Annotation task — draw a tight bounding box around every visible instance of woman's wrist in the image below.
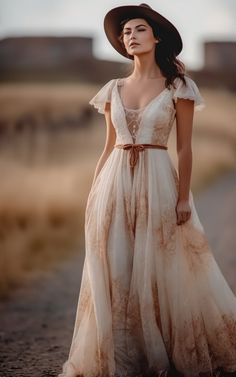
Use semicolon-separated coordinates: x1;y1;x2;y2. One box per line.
177;196;189;203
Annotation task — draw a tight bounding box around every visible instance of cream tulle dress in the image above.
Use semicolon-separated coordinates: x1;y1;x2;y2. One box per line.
58;76;236;377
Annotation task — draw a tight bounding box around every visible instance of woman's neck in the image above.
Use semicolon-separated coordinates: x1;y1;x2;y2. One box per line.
130;55;163;80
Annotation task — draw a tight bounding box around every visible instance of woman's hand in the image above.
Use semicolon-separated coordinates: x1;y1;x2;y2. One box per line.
175;199;191;225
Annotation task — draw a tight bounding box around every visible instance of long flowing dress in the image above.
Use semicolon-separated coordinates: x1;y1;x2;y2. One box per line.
58;76;236;377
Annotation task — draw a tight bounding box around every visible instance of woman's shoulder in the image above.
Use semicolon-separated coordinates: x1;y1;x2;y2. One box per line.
88;78;118;114
172;74;198;88
171;74;205;110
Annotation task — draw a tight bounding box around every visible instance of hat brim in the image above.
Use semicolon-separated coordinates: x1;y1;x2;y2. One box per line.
104;5;183;59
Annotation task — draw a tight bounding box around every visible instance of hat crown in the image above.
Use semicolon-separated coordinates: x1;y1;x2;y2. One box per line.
139;3;152;10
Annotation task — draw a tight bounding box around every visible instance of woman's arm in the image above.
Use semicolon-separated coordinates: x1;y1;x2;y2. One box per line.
91;102;116;186
175;98;194;225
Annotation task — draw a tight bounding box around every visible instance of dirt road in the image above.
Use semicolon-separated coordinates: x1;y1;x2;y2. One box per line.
0;170;236;377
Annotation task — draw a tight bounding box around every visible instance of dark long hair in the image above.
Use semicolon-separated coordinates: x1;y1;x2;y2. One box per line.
118;16;186;89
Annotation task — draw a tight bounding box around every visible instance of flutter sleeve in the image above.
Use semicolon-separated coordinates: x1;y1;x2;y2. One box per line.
89;79;116;114
173;76;205;111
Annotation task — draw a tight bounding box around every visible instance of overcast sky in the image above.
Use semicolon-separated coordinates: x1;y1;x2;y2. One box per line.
0;0;236;69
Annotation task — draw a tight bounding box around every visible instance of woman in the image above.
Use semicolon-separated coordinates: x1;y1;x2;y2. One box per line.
59;4;236;377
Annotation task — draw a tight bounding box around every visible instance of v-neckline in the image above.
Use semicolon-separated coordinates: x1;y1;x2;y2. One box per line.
115;78;169;143
116;77;168;113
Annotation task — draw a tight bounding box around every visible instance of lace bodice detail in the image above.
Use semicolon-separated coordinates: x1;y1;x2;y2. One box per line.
123;107;144;142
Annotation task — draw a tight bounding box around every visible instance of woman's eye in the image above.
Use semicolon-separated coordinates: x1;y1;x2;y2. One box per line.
123;28;146;35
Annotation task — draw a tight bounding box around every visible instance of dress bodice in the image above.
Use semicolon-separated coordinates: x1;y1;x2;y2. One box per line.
89;76;205;146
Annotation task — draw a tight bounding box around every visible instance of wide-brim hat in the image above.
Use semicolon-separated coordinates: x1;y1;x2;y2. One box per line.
104;3;183;59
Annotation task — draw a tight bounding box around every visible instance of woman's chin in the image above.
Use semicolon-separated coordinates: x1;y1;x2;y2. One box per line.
126;48;153;58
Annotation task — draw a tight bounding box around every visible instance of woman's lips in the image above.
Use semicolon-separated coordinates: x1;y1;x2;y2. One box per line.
129;43;140;47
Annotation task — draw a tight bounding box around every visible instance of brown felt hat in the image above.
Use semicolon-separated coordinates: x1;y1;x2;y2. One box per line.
104;3;183;59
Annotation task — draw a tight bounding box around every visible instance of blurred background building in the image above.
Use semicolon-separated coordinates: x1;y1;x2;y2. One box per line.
0;36;125;83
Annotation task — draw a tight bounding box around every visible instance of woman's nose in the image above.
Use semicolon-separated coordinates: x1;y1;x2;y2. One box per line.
130;30;137;39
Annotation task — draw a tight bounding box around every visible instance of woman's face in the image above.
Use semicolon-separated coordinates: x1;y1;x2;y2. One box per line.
121;18;157;58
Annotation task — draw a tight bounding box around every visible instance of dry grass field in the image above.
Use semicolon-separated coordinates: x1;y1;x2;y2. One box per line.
0;82;235;298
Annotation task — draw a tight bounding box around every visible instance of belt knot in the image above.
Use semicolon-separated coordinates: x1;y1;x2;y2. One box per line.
114;143;167;168
122;144;145;168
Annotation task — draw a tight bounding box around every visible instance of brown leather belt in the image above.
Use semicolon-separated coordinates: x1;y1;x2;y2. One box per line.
114;143;168;168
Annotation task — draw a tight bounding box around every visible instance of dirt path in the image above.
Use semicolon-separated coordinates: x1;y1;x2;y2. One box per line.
0;170;236;377
0;252;84;377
